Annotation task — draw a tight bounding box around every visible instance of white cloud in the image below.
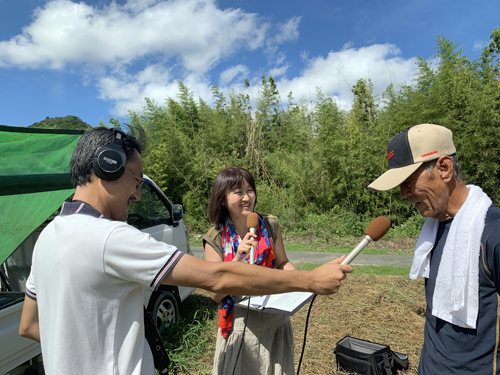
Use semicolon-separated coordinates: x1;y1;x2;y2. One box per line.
219;64;249;86
0;0;301;116
269;64;289;78
99;43;418;116
0;0;270;73
275;43;417;109
273;16;301;45
275;52;287;66
97;67;213;115
98;64;171;103
473;40;486;51
0;1;419;117
266;16;300;55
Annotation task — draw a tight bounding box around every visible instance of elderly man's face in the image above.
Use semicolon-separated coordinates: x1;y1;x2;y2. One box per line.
400;164;450;221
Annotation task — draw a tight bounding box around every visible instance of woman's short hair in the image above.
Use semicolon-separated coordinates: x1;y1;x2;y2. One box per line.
207;166;257;224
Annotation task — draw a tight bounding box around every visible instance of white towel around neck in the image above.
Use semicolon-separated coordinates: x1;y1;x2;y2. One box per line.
409;185;492;329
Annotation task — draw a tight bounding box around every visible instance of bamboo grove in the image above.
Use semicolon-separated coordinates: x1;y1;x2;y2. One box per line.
127;30;500;236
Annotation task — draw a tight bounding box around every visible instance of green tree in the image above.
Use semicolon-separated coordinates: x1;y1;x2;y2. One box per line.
124;28;500;233
28;115;92;130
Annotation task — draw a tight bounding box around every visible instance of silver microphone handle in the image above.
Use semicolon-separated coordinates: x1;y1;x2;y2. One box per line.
341;235;373;265
249;227;257;265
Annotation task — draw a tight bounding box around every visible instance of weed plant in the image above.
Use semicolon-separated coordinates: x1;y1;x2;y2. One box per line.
282;209;425;240
161;293;218;374
386;211;426;239
190;208;424;248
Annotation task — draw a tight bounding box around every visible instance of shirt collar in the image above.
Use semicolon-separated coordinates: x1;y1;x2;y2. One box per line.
59;200;105;219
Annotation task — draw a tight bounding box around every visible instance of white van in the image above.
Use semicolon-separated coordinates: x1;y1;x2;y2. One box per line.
0;174;194;374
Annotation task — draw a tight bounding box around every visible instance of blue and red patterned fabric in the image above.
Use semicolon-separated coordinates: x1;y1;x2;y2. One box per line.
218;213;276;337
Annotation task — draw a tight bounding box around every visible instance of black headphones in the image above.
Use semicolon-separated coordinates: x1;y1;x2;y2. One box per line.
93;129;127;181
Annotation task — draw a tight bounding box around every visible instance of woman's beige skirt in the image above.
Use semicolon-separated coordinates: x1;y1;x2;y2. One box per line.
212;305;295;375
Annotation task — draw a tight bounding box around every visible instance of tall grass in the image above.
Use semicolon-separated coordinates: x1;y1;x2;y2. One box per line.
162;294;218;374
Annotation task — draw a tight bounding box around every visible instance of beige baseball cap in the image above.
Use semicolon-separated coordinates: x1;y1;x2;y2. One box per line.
367;124;456;192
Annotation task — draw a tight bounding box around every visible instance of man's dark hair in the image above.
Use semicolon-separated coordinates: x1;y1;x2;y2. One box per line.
207;166;257;224
70;125;147;188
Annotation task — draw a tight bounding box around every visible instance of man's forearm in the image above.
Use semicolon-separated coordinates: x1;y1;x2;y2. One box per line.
214;263;310;295
19;296;40;342
19;324;40;342
164;254;351;296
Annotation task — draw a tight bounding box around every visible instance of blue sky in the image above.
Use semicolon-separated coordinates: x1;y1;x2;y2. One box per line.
0;0;498;127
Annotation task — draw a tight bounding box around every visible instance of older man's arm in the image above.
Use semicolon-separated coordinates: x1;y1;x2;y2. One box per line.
19;296;40;343
163;254;352;296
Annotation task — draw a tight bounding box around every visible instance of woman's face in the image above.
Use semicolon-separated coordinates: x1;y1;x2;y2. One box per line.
223;180;256;219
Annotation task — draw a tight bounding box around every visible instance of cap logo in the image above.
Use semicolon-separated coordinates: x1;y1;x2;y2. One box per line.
387;150;394;160
421;150;438;158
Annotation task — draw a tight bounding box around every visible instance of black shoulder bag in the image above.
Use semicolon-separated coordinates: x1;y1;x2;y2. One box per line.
144;307;171;374
334;336;408;375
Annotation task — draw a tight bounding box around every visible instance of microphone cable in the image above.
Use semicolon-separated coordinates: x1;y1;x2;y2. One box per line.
296;217;391;373
231;296;251;375
296;294;316;375
230;292;315;375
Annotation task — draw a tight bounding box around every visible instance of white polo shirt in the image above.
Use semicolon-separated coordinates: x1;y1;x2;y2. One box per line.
26;201;183;375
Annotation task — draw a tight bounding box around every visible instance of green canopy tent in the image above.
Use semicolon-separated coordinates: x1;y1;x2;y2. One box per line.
0;125;83;265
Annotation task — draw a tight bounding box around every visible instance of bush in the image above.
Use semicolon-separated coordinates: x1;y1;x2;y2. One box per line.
387;211;426;238
281;209;371;238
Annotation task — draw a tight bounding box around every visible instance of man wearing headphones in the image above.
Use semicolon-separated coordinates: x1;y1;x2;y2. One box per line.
19;127;352;375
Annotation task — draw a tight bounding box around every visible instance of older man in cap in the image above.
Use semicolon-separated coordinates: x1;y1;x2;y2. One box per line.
368;124;500;375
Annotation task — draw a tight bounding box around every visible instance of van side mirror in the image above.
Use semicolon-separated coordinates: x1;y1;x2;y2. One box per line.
172;204;184;223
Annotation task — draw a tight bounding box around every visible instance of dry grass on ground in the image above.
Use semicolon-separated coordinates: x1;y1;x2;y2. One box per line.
185;274;426;374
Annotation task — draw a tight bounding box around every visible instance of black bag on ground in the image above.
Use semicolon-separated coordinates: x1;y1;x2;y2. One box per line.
334;336;409;375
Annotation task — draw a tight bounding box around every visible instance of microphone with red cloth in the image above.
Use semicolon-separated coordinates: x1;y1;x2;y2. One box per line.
341;216;391;265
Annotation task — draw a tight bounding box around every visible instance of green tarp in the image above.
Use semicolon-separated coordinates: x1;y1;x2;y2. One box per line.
0;125;83;265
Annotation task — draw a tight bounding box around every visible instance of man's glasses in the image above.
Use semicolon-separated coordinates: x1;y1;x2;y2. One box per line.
125;167;144;189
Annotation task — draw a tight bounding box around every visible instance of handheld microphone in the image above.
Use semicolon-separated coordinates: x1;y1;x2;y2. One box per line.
340;216;391;265
247;212;259;265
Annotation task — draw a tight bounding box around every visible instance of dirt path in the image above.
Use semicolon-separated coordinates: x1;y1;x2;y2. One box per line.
190;247;414;267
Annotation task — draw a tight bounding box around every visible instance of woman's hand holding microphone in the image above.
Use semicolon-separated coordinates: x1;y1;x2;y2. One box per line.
232;232;257;262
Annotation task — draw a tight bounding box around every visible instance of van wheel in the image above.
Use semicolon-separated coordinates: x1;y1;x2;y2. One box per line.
151;291;179;337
